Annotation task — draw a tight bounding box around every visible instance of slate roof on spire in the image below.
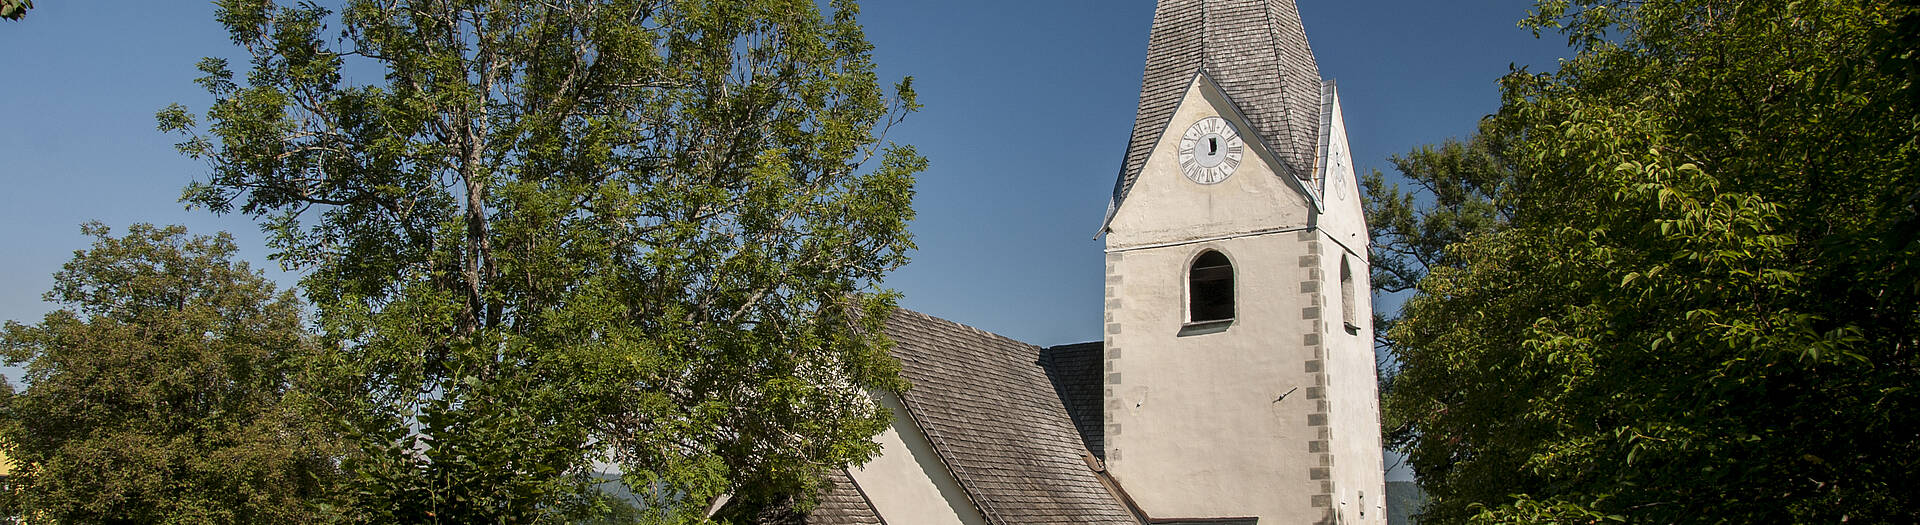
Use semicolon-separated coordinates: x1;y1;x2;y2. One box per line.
1105;0;1323;231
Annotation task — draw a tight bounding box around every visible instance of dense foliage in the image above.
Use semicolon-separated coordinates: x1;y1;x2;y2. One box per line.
1372;0;1919;522
0;223;345;524
157;0;922;521
0;0;29;21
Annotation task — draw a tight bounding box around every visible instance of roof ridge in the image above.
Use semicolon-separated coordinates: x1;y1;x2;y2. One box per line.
1200;0;1210;67
1046;341;1104;351
1261;0;1295;167
892;307;1044;351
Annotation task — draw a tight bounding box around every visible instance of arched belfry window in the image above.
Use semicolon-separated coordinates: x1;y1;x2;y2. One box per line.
1341;256;1358;331
1189;250;1235;323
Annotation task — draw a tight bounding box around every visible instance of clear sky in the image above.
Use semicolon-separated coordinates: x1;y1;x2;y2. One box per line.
0;0;1569;478
859;0;1570;345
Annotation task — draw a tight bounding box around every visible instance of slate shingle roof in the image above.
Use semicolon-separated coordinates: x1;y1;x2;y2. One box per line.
1040;341;1107;462
1105;0;1323;231
740;469;881;525
806;470;884;525
882;310;1137;525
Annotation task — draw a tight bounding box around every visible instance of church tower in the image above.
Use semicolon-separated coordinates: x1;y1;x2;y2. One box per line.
1098;1;1384;523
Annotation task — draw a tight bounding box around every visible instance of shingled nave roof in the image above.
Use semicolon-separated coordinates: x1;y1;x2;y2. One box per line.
1104;0;1323;232
880;310;1138;524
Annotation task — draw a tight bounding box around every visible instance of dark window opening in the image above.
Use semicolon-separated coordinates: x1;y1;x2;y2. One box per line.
1190;250;1234;323
1341;256;1358;331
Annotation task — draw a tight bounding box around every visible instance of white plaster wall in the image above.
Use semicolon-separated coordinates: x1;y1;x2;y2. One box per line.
1314;96;1386;524
1103;73;1386;524
1313;90;1370;255
1321;243;1386;525
1103;77;1321;519
1105;234;1322;521
847;392;988;525
1108;75;1312;250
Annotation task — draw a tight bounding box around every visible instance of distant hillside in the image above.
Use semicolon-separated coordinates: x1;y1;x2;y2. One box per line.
1387;481;1425;525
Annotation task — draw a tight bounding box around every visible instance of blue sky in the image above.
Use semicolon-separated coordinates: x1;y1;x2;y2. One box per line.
859;0;1569;345
0;1;1568;477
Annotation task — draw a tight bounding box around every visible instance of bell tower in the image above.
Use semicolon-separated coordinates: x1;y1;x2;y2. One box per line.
1097;1;1384;523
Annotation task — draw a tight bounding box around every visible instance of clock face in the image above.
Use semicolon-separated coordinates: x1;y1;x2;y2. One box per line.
1178;116;1244;184
1329;142;1349;200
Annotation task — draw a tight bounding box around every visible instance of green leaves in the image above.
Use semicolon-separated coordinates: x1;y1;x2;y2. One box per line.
158;0;922;521
0;223;347;524
1379;0;1920;522
0;0;30;21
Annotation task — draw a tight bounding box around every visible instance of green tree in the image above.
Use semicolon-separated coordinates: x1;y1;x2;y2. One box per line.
158;0;922;521
1363;135;1511;298
0;223;346;524
1375;0;1920;523
1362;133;1514;354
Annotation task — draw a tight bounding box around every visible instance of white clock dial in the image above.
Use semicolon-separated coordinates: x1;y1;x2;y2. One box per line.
1178;116;1244;185
1330;143;1349;200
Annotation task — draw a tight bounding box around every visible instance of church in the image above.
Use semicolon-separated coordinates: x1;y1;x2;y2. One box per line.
764;0;1383;523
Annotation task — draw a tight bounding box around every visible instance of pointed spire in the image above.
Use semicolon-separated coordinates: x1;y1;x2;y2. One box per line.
1104;0;1323;232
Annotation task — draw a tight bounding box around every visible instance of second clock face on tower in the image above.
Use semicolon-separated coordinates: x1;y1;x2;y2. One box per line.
1178;116;1245;185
